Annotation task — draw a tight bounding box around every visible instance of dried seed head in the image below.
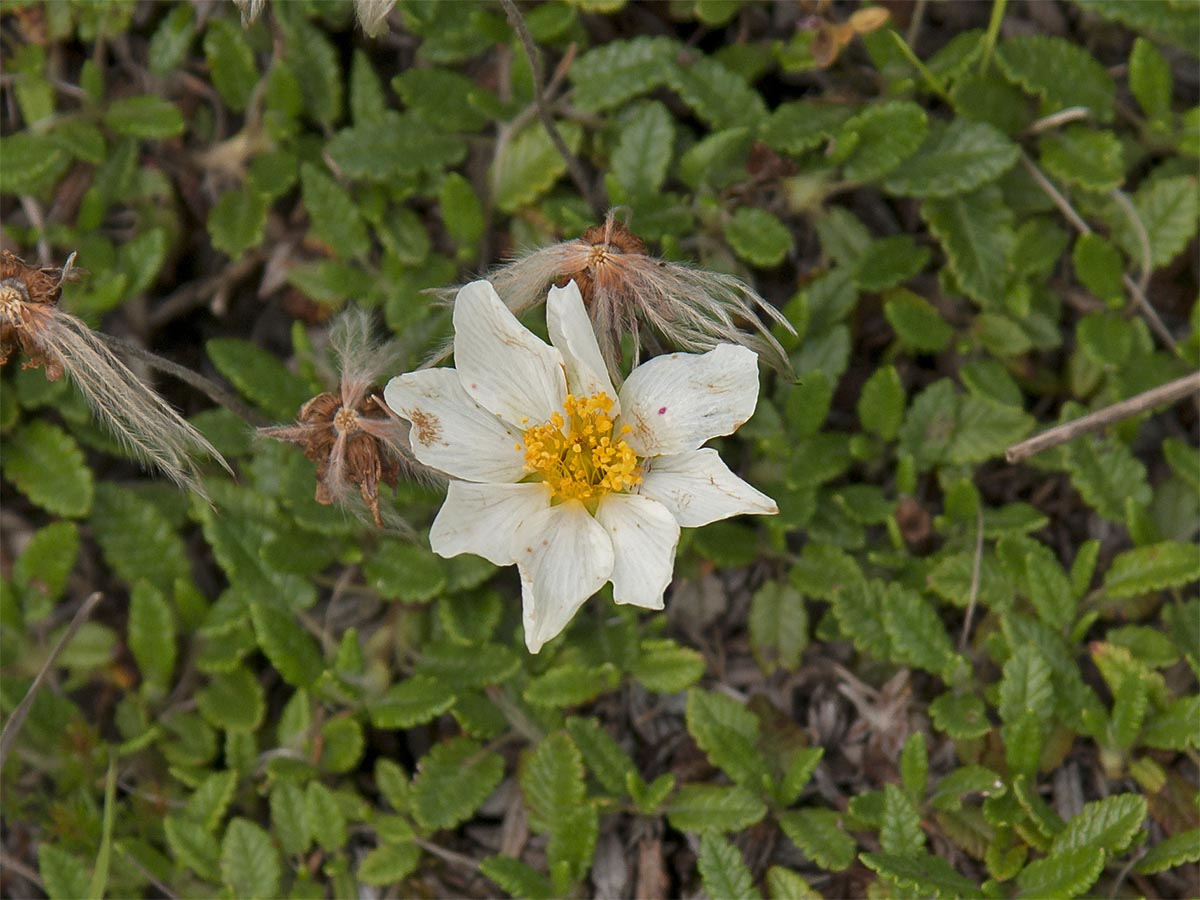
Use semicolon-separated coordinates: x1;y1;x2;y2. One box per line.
260;308;437;529
0;251;230;494
436;212;796;381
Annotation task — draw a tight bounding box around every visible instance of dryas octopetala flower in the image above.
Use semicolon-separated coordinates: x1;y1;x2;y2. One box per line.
260;308;433;529
385;279;778;653
0;251;230;494
434;214;796;382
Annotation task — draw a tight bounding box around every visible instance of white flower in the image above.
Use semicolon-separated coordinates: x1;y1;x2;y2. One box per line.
384;280;778;653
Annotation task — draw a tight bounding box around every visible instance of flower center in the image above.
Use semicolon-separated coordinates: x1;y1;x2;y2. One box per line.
520;392;642;503
332;406;360;435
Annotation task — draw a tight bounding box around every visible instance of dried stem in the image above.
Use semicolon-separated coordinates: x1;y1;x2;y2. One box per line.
1005;371;1200;464
0;592;104;771
498;0;605;218
959;506;985;652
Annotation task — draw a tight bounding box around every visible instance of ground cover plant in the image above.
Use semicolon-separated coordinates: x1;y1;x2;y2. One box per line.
1;0;1198;897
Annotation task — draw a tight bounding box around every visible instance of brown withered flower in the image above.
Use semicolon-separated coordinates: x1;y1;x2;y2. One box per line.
435;212;796;381
0;251;230;494
260;308;433;528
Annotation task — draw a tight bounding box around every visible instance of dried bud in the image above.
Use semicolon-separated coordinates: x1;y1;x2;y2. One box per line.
436;212;796;381
0;251;230;494
260;308;435;528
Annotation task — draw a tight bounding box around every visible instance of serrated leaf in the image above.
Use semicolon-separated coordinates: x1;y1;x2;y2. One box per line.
840;101;928;183
766;866;821;900
208;188;268;259
860;851;985;899
524;663;619;708
857;364;905;441
278;7;341;126
699;833;762;900
829;579;889;658
197;667;264;734
612;101;674;198
249;601;324;688
667;784;767;834
778;809;857;871
760;102;852;156
393;67;494;133
883;120;1019;198
1140;694;1200;750
415;641;520;689
411;737;505;831
13;521;79;607
128;582;176;692
666;55;766;130
326;111;466;180
855;235;931;292
900;732;928;801
270;781;311;857
1134;828;1200;875
930;766;1005;811
1072;233;1125;301
563;717;634;797
1054;794;1148;856
1112;175;1199;269
922;184;1014;305
206;337;312;420
185;769;237;832
364;538;447;602
105;96;185;138
203;19;257;113
147;5;197;77
724;207;793;268
1129;37;1172;121
90;484;189;592
220;818;281;900
686;690;772;792
299;163;369;259
883;289;953;352
570;36;681;112
305;781;348;852
38;844;90;900
522;732;586;834
880;783;925;855
882;584;957;676
631;638;705;693
369;675;456;728
996;35;1115;122
493;121;582;213
1066;435;1151;523
358;841;421;886
1013;846;1104;899
3;421;93;517
1040;127;1124;192
749;581;809;673
439;172;485;251
1024;543;1075;631
479;854;556;900
164;816;220;882
998;645;1054;724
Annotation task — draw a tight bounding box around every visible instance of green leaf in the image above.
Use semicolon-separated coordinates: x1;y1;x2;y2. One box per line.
128;582;176;692
1052;792;1146;856
667;784;767;834
3;421;94;517
147;5;197;77
203;19;257;113
326;111;466;181
998;645;1054;724
1112;175;1199;269
860;851;985;899
749;581;809;673
364;538;447;602
208;188;268;259
197;667;265;733
778;809;857;871
766;866;820;900
105;96;185;138
185;769;237;832
1024;543;1075;631
277;7;341;125
164;816;220;882
630;638;705;693
839;101;928;183
666;55;766;130
91;484;189;592
724;207;793;268
1129;38;1172;121
249;601;324;688
521;731;586;833
415;641;520;689
411;737;505;831
479;855;556;900
0;132;69;196
883;289;953;352
1105;541;1200;598
880;783;925;855
305;781;348;853
922;184;1014;305
358;842;421;886
857;364;905;441
270;781;311;857
1141;694;1200;750
760;102;852;156
900;732;928;801
1040;127;1124;192
996;35;1115;122
699;833;762;900
686;689;772;792
369;675;457;729
13;521;79;607
1134;828;1200;875
612;101;674;198
493;121;582;213
882;585;957;676
39;845;90;900
299;163;369;259
565;716;635;797
883;120;1019;198
570;36;681;112
439;172;485;251
1013;846;1104;899
220;818;281;900
1066;435;1151;523
1072;234;1125;301
929;691;991;740
524;663;620;708
393;67;494;133
854;235;931;292
929;766;1005;812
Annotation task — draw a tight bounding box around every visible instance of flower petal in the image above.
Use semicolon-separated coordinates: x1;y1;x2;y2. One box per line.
453;280;567;426
430;481;552;565
640;448;779;527
595;493;679;610
384;368;527;483
617;344;760;457
547;280;617;407
514;500;614;653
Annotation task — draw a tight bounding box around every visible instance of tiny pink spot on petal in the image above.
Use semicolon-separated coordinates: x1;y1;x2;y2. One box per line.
657;406;667;415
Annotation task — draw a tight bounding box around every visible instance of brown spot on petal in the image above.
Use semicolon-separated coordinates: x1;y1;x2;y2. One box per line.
409;409;442;446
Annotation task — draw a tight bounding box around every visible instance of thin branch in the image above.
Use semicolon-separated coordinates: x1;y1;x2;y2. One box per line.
499;0;605;218
959;507;985;652
1025;106;1092;134
0;592;104;771
1109;188;1152;297
1006;371;1200;464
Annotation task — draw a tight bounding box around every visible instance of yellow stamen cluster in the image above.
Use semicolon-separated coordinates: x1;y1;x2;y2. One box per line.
519;392;642;503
